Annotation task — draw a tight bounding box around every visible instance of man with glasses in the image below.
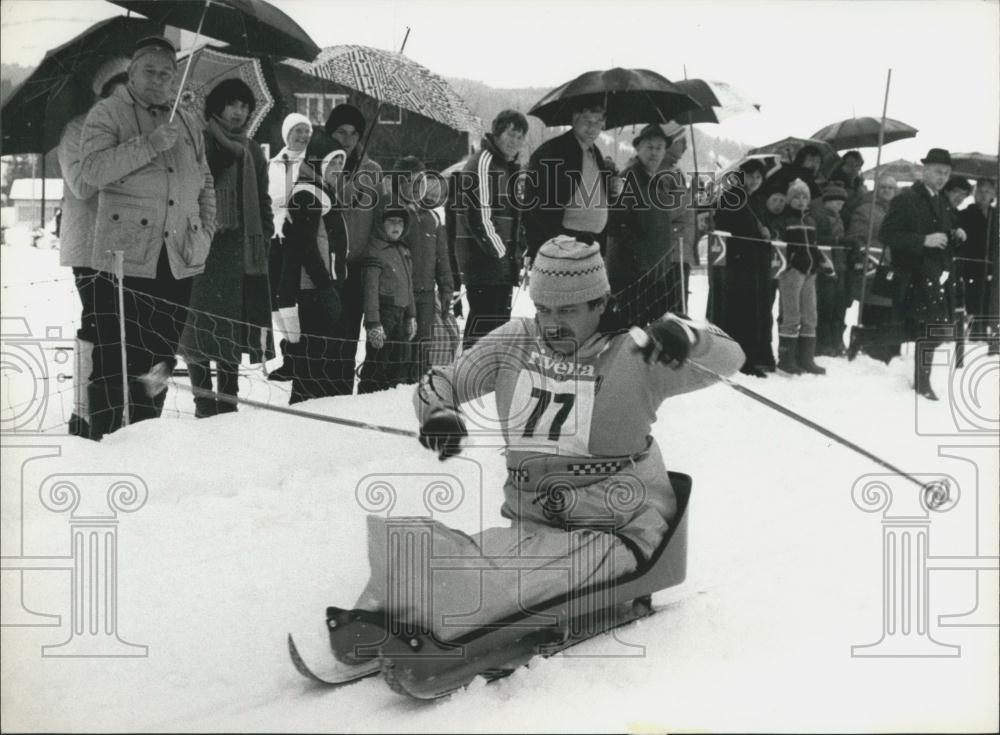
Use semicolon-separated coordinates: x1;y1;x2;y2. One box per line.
525;102;614;267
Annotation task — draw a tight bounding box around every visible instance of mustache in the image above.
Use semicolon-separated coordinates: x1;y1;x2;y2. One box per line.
541;325;573;340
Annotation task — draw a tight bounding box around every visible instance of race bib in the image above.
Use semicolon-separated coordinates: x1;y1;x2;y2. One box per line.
507;366;596;455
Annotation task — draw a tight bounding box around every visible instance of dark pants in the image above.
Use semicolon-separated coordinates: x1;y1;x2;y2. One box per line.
73;267;99;343
290;286;347;404
330;263;365;395
88;248;192;439
187;360;239;411
816;270;849;353
463;285;513;350
267;235;283;311
721;261;773;371
408;299;437;382
358;305;409;394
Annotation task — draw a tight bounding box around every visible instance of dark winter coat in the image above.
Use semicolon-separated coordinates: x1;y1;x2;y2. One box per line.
342;156;383;265
714;183;770;273
660;166;698;265
363;223;415;328
454;134;523;287
524;129;613;257
407;206;454;305
879;181;955;330
956;202;998;315
713;185;773;367
811;200;848;271
277;178;348;309
605;159;673;293
773;206;825;275
178;136;275;365
827;162;865;227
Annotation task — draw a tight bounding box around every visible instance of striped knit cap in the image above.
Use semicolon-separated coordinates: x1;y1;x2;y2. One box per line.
529;235;610;306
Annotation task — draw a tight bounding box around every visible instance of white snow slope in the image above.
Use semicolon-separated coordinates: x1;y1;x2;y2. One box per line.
1;245;998;732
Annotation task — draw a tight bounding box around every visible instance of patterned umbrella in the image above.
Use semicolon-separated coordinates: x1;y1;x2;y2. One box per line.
949;152;998;181
810;117;917;150
288;45;481;134
173;46;275;137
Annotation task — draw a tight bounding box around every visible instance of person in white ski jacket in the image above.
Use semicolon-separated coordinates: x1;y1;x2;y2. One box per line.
349;236;744;640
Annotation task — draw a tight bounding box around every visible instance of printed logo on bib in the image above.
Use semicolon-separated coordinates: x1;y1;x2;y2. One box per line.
508;365;595;455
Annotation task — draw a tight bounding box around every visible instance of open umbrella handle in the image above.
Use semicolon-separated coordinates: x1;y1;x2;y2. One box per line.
170;0;211;122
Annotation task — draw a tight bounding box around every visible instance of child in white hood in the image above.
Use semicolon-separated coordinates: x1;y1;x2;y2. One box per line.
267;112;313;381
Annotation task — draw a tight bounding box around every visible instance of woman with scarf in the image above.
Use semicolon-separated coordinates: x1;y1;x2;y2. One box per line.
178;78;274;417
266;112;313;381
279;138;350;404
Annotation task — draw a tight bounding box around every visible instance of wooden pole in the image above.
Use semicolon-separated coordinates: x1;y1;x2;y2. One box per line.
113;251;130;428
683;66;700;270
856;68;892;326
40;154;46;230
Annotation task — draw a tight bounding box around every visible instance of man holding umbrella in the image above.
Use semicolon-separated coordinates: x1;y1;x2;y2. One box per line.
525;101;614;261
81;35;216;438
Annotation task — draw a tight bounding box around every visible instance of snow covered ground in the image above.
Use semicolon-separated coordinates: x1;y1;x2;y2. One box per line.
1;242;997;732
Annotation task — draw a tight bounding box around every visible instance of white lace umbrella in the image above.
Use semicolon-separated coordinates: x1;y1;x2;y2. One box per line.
173;46;275;137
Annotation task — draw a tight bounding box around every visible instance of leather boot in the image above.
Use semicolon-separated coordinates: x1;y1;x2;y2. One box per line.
87;380;126;440
797;336;827;375
777;336;802;375
914;341;939;400
268;339;299;381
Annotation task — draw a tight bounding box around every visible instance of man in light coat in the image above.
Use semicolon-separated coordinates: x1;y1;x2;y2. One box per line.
80;35;216;438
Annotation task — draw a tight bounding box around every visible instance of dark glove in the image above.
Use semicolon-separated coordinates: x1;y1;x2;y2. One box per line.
634;314;697;367
419;408;467;460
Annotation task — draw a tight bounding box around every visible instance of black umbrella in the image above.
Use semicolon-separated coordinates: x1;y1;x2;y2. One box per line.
1;16;160;155
950;152;998;181
671;78;761;125
529;68;702;129
810;116;917;150
108;0;320;62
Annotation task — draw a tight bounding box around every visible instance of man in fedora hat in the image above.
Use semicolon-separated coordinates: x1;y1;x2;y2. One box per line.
605;123;674;327
879;148;957;400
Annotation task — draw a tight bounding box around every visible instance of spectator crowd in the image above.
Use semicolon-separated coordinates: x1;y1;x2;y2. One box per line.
54;35;998;438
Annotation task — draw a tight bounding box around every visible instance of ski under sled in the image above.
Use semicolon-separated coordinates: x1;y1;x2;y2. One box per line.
291;472;691;699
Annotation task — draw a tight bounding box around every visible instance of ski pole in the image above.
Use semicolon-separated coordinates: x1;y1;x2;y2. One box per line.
686;359;951;508
169;379;418;438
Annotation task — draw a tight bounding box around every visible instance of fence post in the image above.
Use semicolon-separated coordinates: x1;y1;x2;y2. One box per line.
112;251;129;427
